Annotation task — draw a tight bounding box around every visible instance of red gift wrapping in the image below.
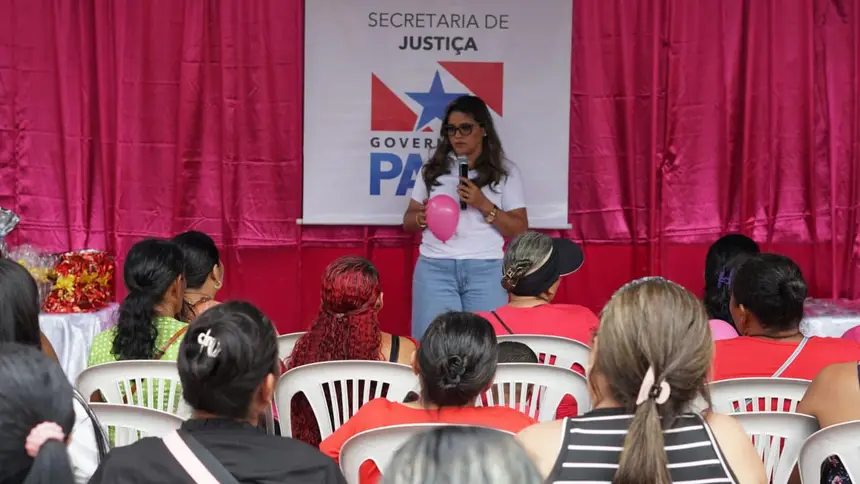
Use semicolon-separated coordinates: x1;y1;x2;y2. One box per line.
43;251;115;313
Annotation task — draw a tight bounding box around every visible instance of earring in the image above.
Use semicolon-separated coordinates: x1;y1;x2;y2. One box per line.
213;280;222;290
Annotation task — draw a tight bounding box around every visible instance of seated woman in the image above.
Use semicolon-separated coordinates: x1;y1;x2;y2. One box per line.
516;277;766;483
703;233;760;328
385;426;543;484
712;254;860;380
476;232;598;342
171;230;223;322
0;343;78;484
88;238;187;366
796;361;860;482
0;259;106;483
288;256;417;446
88;301;346;483
0;259;60;362
320;311;536;484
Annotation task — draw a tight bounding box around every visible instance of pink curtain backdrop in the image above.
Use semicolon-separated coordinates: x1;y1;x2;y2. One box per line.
1;0;859;335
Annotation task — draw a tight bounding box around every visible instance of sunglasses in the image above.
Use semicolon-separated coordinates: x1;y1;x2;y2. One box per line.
442;122;482;137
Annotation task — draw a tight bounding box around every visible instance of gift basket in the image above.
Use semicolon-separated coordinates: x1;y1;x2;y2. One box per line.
1;207;115;313
44;250;115;313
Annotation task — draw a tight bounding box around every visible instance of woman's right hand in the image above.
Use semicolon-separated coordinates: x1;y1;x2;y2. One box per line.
403;199;428;232
415;200;427;227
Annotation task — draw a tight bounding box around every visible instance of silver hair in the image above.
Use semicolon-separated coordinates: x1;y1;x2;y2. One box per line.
501;232;554;292
383;426;543;484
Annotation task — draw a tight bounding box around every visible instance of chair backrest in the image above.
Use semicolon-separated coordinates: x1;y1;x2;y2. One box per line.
76;361;192;419
708;377;811;413
799;420;860;483
277;332;306;363
496;334;590;370
476;363;591;421
89;403;184;447
339;424;514;484
731;412;818;484
275;360;419;439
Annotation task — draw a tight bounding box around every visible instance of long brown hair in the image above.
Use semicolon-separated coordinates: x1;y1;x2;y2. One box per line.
591;277;713;484
422;95;507;193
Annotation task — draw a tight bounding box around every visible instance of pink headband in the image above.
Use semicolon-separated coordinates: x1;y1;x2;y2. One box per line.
25;422;65;458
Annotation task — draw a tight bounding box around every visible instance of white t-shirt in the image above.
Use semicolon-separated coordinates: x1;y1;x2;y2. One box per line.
411;159;526;260
69;397;99;483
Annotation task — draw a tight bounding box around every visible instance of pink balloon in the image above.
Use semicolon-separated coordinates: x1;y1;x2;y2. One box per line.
425;195;460;243
709;319;739;341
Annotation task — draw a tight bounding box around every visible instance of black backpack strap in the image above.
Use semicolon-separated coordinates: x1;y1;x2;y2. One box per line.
491;311;514;334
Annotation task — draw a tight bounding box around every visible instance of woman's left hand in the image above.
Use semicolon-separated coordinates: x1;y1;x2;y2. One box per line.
458;177;491;212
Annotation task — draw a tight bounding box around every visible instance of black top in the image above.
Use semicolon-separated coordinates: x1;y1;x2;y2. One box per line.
547;407;737;483
88;418;347;484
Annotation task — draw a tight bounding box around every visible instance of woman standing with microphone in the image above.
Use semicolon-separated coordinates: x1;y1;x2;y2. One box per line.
403;95;528;338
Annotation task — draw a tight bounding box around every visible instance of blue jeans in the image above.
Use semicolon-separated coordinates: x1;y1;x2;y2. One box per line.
411;256;507;339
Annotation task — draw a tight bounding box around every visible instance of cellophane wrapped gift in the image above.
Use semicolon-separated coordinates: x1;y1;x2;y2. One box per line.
44;250;115;313
0;207;21;258
7;245;57;308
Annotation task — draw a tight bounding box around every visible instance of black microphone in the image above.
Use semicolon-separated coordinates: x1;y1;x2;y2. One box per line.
457;155;468;210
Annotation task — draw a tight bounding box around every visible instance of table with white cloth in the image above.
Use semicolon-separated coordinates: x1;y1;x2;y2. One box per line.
800;298;860;338
39;304;118;384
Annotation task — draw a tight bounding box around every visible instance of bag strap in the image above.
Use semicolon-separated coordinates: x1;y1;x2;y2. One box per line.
162;430;241;484
491;311;515;335
771;337;809;377
389;335;401;362
154;326;189;360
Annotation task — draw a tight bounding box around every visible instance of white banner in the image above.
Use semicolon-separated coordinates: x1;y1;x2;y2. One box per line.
302;0;572;228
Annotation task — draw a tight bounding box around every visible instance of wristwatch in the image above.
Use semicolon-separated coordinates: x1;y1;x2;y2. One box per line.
485;205;498;224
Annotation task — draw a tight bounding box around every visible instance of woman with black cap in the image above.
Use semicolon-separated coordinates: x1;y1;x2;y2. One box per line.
476;232;598;344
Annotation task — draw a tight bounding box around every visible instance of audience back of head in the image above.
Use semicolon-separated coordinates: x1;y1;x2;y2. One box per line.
385;426;542;484
290;256;383;366
0;343;75;484
417;312;498;407
0;259;41;347
592;277;712;484
171;231;220;290
113;238;185;360
501;232;554;292
179;301;279;422
497;341;538;364
730;253;807;334
703;234;760;324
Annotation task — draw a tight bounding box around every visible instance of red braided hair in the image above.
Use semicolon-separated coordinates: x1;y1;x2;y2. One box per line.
287;256;383;446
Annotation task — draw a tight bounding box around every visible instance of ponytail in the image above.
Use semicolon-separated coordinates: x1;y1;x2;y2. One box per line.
23;438;74;484
614;398;671;484
112;291;159;360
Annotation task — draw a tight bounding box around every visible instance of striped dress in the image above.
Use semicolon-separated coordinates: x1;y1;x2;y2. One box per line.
547;407;737;483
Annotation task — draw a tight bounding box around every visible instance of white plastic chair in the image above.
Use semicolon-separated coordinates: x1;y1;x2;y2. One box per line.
732;412;818;484
339;424;514;484
88;403;184;447
799;420;860;483
496;334;590;370
278;332;306;363
708;377;811;413
275;361;419;439
476;363;591;421
76;361;192;419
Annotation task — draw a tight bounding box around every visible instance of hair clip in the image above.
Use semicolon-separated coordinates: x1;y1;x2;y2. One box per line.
717;268;734;289
197;329;221;358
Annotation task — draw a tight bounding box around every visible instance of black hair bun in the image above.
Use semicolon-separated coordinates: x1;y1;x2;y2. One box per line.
780;278;808;302
442;355;466;387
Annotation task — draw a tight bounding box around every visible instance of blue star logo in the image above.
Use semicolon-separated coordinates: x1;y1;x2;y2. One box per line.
406;71;467;131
